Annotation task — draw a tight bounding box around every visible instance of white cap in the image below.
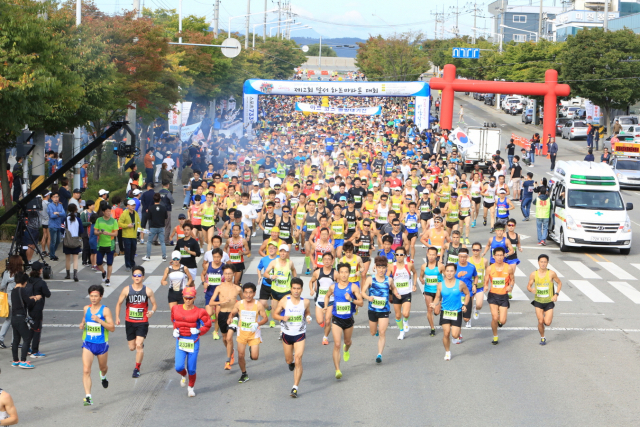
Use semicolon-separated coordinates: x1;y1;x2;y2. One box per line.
498;189;507;194
314;185;321;190
127;199;136;205
279;244;290;252
252;181;259;186
319;179;324;183
166;151;172;155
383;187;390;193
258;173;265;178
373;182;380;187
393;187;401;191
422;188;429;193
171;250;182;259
132;189;142;195
98;189;109;196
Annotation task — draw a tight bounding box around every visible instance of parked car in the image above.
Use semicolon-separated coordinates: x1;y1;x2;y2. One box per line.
484;93;495;105
565;107;582;119
612;115;639;126
503;98;520;113
561;120;588;140
575;108;587;120
522;108;533;124
556;117;571;135
619;125;640;138
511;99;527;115
611;157;640;189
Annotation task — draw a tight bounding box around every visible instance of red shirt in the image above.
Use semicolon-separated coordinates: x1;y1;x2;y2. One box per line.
171;304;212;341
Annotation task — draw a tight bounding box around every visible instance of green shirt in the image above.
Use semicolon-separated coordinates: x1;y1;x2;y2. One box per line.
95;217;118;249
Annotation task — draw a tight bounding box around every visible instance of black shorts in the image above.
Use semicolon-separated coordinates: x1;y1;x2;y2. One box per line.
439;202;447;208
316;300;334;309
259;284;272;300
531;301;555;311
282;333;306;345
459;215;469;221
423;291;436;299
271;289;291;301
42;225;49;229
472;197;481;204
202;225;212;232
376;223;385;231
487;292;510;308
168;289;184;304
391;293;412;305
192;224;202;231
230;262;245;273
463;296;473;320
359;255;370;264
495;217;509;226
445;221;459;229
439;310;463;327
218;311;238;334
331;315;354;330
367;310;390;322
483;201;495;209
407;232;418;241
125;321;149;341
345;231;356;240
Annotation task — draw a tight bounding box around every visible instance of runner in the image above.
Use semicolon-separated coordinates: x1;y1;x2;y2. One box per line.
340;241;363;290
228;283;268;384
429;263;470;361
391;247;417;340
309;253;336;345
208;266;242;370
257;241;279;329
174;221;201;279
469;173;483;227
323;263;364;379
264;245;298;339
272;278;311;397
458;184;472;244
114;266;158;378
0;378;18;425
442;192;460;233
225;224;251;285
331;205;347;258
419;247;444;337
401;201;420;261
526;254;563;345
454;248;478;329
480;177;497;229
202;248;225;340
171;287;212;397
354;219;375;278
468;242;489;320
481;224;515;264
95;206;118;286
442;230;466;265
310;228;335;272
420;216;450;258
485;247;515;345
494;189;515;232
161;251;194;309
80;285;115;406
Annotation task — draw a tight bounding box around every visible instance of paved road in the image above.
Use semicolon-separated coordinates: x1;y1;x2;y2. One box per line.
4;99;640;426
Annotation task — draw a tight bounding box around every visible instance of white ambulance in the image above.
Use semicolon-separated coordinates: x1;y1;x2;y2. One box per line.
549;161;633;254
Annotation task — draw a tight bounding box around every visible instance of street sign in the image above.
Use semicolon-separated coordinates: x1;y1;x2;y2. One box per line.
221;37;242;58
452;47;480;59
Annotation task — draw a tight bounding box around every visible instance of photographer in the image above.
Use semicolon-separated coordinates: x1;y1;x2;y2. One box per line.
27;262;51;359
11;271;40;368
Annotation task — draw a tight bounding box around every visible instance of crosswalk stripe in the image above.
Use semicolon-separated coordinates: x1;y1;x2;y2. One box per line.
139;259;164;276
515;267;526;277
557;291;572;301
608;281;640;304
86;275;129;299
564;261;601;279
527;259;564;277
629;264;640;274
511;284;529;301
63;256;126;275
570;280;613;303
598;263;636;280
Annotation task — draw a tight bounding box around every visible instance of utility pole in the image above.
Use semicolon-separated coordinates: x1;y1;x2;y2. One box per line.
538;0;543;41
263;0;267;41
177;0;182;43
466;2;484;45
450;1;461;37
604;0;609;31
213;0;219;37
128;0;138;157
277;0;281;37
499;0;505;52
319;34;322;70
72;0;84;190
245;0;250;49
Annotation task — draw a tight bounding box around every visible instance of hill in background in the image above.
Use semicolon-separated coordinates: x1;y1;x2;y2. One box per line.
291;37;365;58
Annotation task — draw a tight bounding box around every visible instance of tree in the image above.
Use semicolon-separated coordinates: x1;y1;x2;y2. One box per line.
306;44;337;57
356;31;431;81
560;28;640;132
258;38;308;80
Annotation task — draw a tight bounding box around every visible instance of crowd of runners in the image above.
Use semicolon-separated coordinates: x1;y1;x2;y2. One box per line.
3;94;564;413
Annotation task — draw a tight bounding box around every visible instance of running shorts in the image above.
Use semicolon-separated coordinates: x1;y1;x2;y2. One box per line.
125;321;149;341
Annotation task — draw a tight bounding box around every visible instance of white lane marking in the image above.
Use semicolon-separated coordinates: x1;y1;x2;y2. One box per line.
557;291;572;301
631;220;640;227
564;261;602;279
521;246;559;251
515;267;526;277
50;289;76;292
570;280;614;303
527;259;564;277
511;284;529;301
85;275;129;299
608;281;640;304
598;262;636;280
629;263;640;274
139;259;165;277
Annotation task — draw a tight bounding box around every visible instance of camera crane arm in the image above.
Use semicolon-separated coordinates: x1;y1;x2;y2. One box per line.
0;120;137;226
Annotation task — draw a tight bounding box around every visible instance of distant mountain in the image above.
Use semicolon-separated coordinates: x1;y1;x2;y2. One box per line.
291;37;366;58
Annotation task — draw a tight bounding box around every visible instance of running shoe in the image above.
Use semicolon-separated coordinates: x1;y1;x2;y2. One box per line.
269;320;276;328
19;361;35;369
444;352;451;361
319;322;325;328
335;370;342;380
508;292;513;300
490;227;494;233
541;241;546;246
84;396;93;406
305;269;311;276
238;373;250;383
375;329;379;337
376;354;382;364
471;220;476;228
187;387;196;397
11;361;19;367
132;368;140;378
230;351;235;366
30;352;46;358
465;237;471;245
181;376;187;387
538;241;544;245
473;311;479;320
162;256;167;262
104;279;110;286
343;345;350;362
483;218;487;226
100;375;109;388
465;321;471;328
397;331;405;340
224;362;231;370
430;328;435;337
540;338;547;346
142;256;151;261
322;337;329;345
492;336;499;345
290;387;298;398
288;363;295;372
213;331;220;340
403;321;410;333
0;341;6;349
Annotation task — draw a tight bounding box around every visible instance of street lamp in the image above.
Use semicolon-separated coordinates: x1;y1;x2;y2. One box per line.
228;7;279;40
254;19;293;48
288;26;310;39
284;24;309;39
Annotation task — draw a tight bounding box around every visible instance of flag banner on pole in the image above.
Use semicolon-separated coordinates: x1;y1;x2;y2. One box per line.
449;127;476;151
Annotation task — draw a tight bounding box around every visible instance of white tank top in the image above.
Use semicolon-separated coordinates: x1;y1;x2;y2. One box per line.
250;190;263;209
167;266;188;292
470;181;482;198
393;264;412;296
376;205;389;224
317;268;335;303
484;185;496;202
281;296;306;335
460;195;472;209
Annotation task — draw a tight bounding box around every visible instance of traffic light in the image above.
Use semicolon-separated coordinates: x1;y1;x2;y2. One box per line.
15;130;34;157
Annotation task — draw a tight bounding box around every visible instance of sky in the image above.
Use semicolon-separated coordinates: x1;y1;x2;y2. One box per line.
87;0;534;40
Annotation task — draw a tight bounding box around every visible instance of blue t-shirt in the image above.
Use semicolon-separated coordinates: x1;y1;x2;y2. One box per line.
522;179;534;199
455;262;477;292
258;255;279;287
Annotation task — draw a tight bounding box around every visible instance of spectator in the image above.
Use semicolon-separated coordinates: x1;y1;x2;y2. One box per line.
601;148;611;163
39;192;51;257
68;188;83;213
158;180;175;246
594;125;601;150
528;134;539;166
4;163;13;207
12;157;24;202
80;161;89;190
118;199;141;272
27;262;51;359
111;196;124;256
533;186;551;246
613;119;622;135
80;199;95;266
11;271;39;368
47;193;64;261
144;148;155;185
521;172;535;221
143;193;168;261
506;138;516;169
510;155;522;201
163;151;175;172
584;148;595;162
547;136;558;171
58;178;72;212
160;163;174;193
63;204;83;282
0;255;23;349
140;181;156;234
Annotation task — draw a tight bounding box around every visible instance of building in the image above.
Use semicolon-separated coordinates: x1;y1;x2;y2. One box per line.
555;1;620;41
488;0;563;43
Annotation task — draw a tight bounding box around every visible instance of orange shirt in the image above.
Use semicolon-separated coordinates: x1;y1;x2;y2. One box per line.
144;153;155;169
487;264;510;295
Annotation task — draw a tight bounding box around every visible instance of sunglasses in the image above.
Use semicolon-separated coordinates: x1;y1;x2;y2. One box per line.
395;253;405;257
472;249;480;252
172;257;181;261
132;274;143;278
184;297;195;300
282;210;290;213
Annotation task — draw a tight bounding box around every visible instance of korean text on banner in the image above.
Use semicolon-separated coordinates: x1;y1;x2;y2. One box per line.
181;102;192;126
244;94;258;124
180;121;202;143
168;104;182;135
295;103;381;115
414;96;430;131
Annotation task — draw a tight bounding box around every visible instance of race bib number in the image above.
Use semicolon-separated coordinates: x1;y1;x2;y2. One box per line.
178;338;195;353
461;208;470;216
443;310;458;320
128;307;144;320
264;227;272;235
306;223;317;231
86;321;101;337
332;225;342;234
354;195;362;203
492;277;506;289
536;285;550;298
359;242;370;252
288;314;303;324
378;215;387;222
447;254;459;264
472;191;480;197
449;211;459;220
347;221;356;229
230;253;241;263
406;221;417;229
498;208;507;216
396;280;409;290
319;288;328;296
180;248;190;258
336;302;351;315
208;274;221;285
372;296;386;308
203;214;213;222
425;275;439;286
420;205;430;212
279;229;290;239
240;310;257;331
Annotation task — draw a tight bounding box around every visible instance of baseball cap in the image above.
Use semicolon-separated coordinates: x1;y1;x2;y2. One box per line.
498;189;507;194
279;244;290;252
171;250;182;259
73;188;81;193
271;168;277;173
271;226;280;233
373;182;380;187
253;181;259;186
182;287;197;298
383;187;390;193
314;185;321;190
127;199;136;206
178;213;186;219
340;196;347;201
31;261;44;270
98;189;109;196
132;189;141;195
258;173;265;178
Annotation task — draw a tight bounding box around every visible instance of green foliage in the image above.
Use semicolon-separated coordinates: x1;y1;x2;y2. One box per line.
306;44;337;57
356;31;431;81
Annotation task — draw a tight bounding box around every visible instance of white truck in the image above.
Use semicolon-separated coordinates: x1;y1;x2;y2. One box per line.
462;127;501;172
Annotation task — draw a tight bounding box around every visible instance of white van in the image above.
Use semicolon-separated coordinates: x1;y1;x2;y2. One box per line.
548;161;633;254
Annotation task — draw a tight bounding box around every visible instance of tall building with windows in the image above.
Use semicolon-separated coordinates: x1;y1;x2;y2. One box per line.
488;0;563;43
555;1;620;41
